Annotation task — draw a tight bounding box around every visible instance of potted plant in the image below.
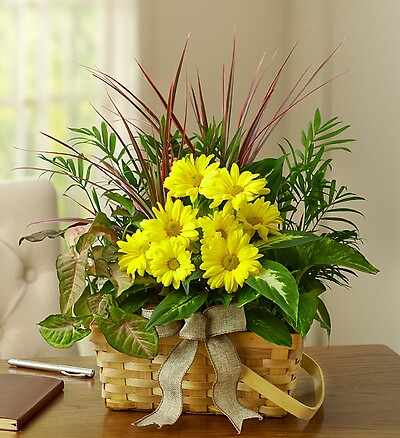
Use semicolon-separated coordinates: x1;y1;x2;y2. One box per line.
21;39;378;431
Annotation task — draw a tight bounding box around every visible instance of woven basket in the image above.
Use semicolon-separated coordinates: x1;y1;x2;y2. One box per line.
90;324;303;418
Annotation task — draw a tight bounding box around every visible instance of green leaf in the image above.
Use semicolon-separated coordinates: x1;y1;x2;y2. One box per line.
314;108;321;131
87;294;111;318
119;290;151;313
38;314;91;348
237;284;260;306
94;308;158;359
87;212;119;244
101;121;108;148
73;286;91;316
146;289;208;329
182;269;203;295
297;236;379;274
298;276;326;295
245;259;299;321
245;307;292;347
314;125;351;142
57;249;88;314
209;292;233;308
105;192;136;216
286;292;318;337
110;132;117;155
315;296;331;337
107;262;135;296
242;156;284;202
76;231;97;253
19;229;65;245
259;230;319;251
117;278;158;299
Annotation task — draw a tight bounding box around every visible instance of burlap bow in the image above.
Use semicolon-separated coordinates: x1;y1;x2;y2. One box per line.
135;304;262;433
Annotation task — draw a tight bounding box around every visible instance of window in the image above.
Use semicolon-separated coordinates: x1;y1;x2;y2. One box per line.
0;0;139;206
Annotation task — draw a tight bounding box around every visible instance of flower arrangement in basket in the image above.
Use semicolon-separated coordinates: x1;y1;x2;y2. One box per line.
21;39;378;432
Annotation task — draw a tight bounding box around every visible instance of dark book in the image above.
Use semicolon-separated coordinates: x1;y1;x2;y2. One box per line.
0;374;64;431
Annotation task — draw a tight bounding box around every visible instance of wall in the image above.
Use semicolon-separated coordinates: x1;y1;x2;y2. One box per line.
136;0;289;145
284;1;400;353
135;1;399;353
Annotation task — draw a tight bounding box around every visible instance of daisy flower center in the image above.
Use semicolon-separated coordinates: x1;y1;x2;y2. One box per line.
217;228;228;239
222;254;239;271
166;220;182;237
191;173;203;186
138;243;149;252
167;257;180;270
247;215;262;226
227;185;244;196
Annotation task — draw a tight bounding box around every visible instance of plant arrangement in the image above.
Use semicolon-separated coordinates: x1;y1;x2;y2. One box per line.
22;39;378;360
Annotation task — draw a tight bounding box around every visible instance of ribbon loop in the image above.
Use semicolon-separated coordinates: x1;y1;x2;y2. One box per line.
136;304;261;432
204;303;247;337
180;313;207;341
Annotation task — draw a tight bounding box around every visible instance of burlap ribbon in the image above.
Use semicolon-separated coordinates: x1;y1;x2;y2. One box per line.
135;304;262;433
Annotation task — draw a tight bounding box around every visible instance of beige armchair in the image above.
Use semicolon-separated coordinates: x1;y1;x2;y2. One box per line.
0;177;78;358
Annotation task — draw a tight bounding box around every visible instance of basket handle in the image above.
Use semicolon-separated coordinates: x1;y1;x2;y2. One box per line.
240;353;325;420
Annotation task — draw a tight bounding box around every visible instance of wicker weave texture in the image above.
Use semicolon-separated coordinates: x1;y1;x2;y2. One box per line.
90;325;303;417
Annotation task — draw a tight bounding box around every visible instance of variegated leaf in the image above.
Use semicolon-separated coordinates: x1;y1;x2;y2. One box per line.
57;249;88;314
245;259;299;321
38;314;91;348
95;308;158;359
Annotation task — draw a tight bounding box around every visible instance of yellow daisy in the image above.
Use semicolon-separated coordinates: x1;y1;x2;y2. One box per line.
148;239;195;289
164;154;220;202
141;196;199;247
198;210;239;247
200;230;262;293
117;230;151;280
236;198;282;241
201;163;270;210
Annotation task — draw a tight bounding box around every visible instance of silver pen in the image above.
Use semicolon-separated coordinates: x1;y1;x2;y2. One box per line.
8;358;95;378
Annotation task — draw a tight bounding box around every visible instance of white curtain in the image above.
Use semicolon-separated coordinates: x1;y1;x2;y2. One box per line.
0;0;140;180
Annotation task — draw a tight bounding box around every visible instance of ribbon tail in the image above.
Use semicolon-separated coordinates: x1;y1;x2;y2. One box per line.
207;335;262;433
135;339;198;428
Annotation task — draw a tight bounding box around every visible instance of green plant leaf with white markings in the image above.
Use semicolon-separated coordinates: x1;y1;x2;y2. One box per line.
237;284;260;307
107;262;136;296
295;236;378;275
94;307;158;359
87;294;111;318
245;259;299;321
38;314;92;348
57;249;88;314
258;230;319;251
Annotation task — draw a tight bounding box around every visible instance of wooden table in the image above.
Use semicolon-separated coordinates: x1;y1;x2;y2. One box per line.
0;345;399;437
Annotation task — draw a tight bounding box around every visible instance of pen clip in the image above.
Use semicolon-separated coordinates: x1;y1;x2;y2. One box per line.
60;370;88;378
